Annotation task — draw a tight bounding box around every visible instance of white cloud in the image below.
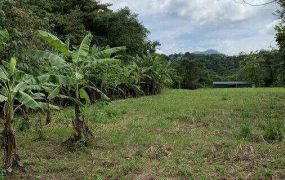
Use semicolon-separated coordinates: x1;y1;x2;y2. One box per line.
260;19;281;35
100;0;279;55
216;36;277;55
149;0;254;24
102;0;270;24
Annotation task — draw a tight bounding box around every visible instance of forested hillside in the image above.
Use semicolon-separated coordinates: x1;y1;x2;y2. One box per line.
169;50;285;89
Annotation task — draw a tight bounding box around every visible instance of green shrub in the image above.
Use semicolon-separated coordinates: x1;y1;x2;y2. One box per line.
264;120;284;141
239;123;253;139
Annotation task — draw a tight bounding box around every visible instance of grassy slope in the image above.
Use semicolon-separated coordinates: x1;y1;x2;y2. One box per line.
4;88;285;179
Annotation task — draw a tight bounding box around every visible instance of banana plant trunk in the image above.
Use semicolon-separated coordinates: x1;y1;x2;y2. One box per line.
3;99;23;173
71;104;94;142
45;102;52;125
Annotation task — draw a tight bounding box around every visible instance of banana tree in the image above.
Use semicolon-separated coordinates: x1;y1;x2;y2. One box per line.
0;57;44;173
34;30;120;142
133;54;174;95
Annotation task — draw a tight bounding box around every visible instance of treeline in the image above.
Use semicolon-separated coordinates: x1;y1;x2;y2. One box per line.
169;50;285;89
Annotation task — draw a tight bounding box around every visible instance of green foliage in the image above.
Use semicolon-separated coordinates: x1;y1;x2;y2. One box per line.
88;53;174;98
239;51;284;87
172;58;209;89
170;54;222;89
90;7;155;56
34;31;93;107
239;53;270;87
0;29;9;52
0;56;55;172
34;31;130;105
79;88;91;105
0;0;50;60
276;25;285;53
263;120;284;141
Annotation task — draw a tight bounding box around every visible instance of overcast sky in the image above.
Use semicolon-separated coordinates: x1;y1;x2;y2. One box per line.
100;0;280;55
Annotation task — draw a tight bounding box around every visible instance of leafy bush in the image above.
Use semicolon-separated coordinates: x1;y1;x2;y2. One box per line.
263;120;284;141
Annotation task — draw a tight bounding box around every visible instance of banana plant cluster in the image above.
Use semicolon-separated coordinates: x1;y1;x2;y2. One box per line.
0;28;124;173
0;28;174;173
133;54;174;95
90;53;175;98
0;57;57;172
31;30;125;142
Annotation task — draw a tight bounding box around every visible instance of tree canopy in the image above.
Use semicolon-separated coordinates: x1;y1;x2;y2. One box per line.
0;0;158;60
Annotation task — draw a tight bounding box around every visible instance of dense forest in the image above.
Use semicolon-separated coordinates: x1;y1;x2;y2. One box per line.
0;0;284;175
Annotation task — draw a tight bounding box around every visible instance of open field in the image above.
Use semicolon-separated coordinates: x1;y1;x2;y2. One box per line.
3;88;285;179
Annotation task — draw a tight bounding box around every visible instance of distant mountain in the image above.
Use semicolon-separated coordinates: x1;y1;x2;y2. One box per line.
193;49;222;55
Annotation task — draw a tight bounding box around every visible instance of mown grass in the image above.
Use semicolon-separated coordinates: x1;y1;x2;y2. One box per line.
2;88;285;179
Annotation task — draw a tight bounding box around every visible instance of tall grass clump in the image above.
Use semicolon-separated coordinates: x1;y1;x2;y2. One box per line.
263;120;284;141
239;122;253;139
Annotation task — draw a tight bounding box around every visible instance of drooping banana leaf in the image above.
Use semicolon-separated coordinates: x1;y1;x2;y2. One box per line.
36;30;70;56
87;86;110;102
15;91;41;109
25;50;66;66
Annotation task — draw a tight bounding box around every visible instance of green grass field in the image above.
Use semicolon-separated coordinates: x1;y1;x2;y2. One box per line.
5;88;285;179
